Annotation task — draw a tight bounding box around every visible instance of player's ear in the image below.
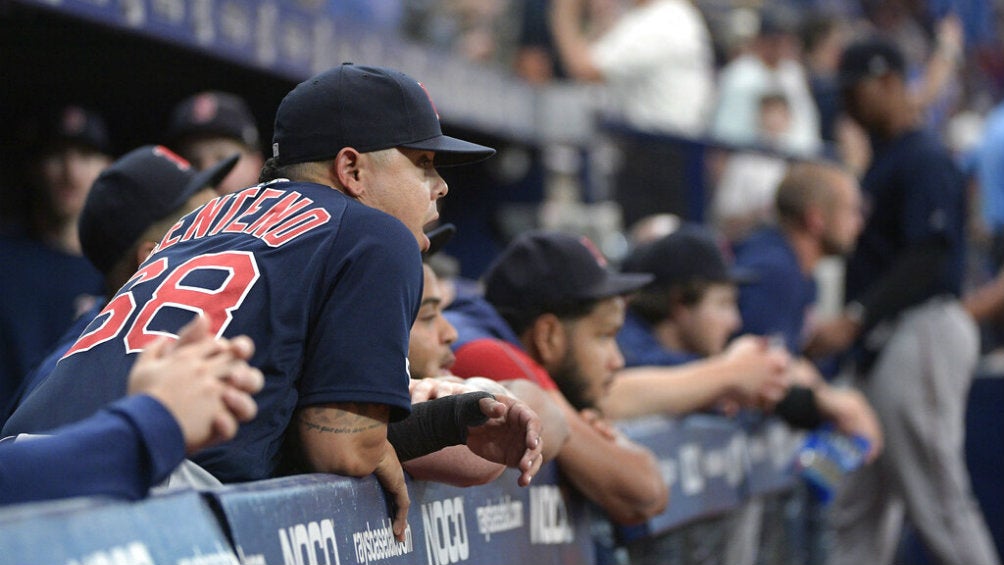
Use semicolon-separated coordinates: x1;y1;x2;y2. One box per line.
333;147;364;197
530;313;566;367
805;206;825;235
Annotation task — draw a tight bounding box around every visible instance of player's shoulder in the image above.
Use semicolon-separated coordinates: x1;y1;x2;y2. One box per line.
265;180;417;255
337;199;417;249
454;339;548;383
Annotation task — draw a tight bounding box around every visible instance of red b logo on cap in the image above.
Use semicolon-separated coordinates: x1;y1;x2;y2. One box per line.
579;236;607;268
416;82;440;121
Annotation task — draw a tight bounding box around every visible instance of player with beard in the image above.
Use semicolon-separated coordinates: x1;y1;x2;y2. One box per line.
446;231;669;527
733;161;881;448
403;259;569;486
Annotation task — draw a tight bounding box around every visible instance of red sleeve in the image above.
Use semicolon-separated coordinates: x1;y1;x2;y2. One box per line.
452;338;558;391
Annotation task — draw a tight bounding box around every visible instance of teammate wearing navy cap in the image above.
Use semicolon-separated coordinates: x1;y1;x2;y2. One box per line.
807;40;1000;565
166;91;265;195
447;231;669;527
3;64;533;542
0;106;111;415
606;225;791;419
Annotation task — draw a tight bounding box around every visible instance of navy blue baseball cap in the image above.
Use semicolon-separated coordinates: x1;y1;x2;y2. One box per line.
42;105;112;155
167;91;261;149
484;231;653;314
838;38;906;88
622;224;755;288
272;63;495;167
79;145;238;274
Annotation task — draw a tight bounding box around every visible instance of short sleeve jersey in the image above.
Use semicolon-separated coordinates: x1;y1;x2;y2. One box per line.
2;300;106;426
4;180;422;482
733;227;816;354
845;129;967;303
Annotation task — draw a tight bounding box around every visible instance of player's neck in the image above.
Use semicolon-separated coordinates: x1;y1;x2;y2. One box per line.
652;320;685;352
42;218;83;256
783;226;821;275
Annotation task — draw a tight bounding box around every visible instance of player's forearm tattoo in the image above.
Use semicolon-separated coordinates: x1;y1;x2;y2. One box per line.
298;403;386;434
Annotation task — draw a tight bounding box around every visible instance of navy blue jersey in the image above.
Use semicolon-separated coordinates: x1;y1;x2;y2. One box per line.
0;235;103;407
846;130;966;304
733;227;816;354
5;180;421;482
444;291;523;350
2;300;106;428
617;311;701;367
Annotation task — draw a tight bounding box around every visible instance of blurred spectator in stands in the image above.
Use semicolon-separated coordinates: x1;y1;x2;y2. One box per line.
1;315;263;506
914;14;966;130
711;6;822;157
0;106;110;410
549;0;714;135
402;0;518;65
166;91;265;195
513;0;563;84
549;0;716;226
446;231;669;530
793;9;873;174
710;92;792;243
513;0;625;83
807;38;999;565
801;12;849;145
3;145;238;426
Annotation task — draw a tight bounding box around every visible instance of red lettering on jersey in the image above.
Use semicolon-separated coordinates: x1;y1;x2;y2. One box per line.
63;258;169;359
223;188;281;234
210;188;260;235
246;192;311;238
158;219;187;252
125;251;260;352
263;208;332;247
181;195;229;242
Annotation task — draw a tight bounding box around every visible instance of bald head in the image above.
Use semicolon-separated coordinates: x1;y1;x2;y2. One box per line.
775;161;863;257
776;161;847;225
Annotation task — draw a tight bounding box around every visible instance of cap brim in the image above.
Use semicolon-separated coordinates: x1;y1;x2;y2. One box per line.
424;223;456;256
183;153;240;200
400;135;496;167
583;272;655;300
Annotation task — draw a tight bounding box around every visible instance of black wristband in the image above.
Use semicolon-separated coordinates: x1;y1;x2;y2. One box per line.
773;385;823;429
387;391;494;462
